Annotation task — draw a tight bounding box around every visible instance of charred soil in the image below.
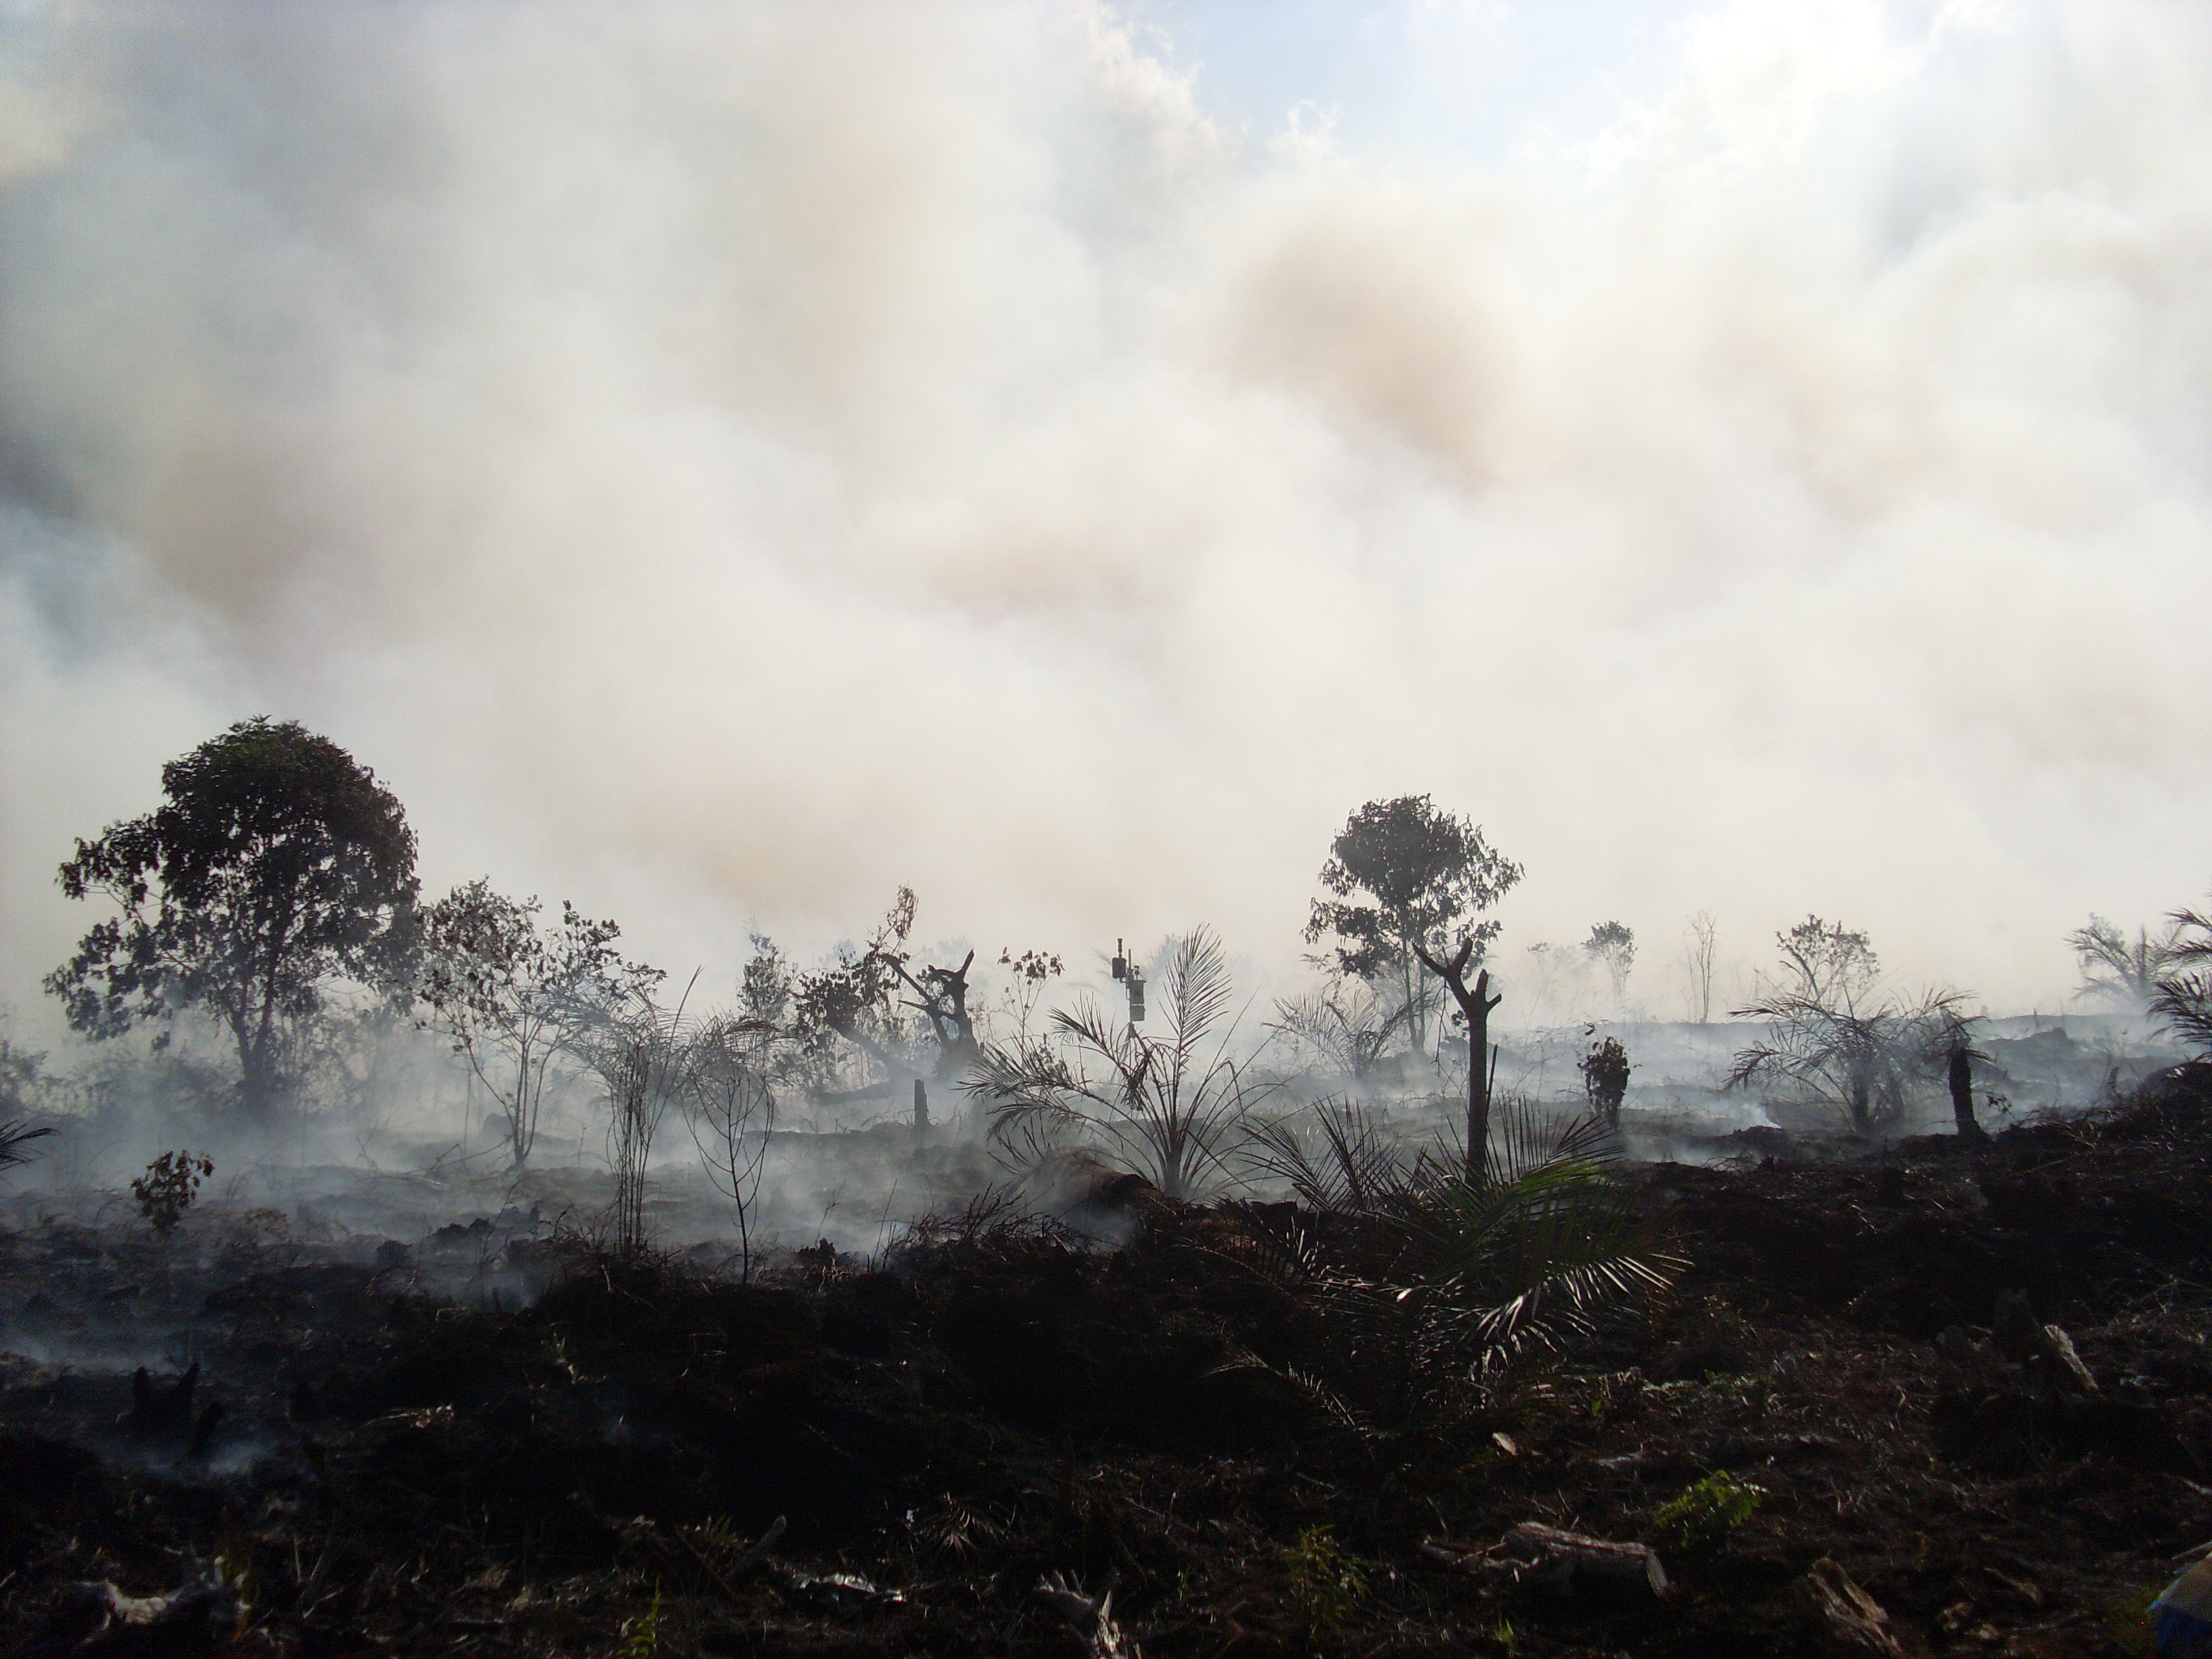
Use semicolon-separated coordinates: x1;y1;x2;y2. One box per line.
7;1069;2212;1657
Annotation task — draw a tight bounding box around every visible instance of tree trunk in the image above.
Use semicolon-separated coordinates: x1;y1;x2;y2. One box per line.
238;1023;281;1123
1412;939;1501;1182
511;1048;533;1170
913;1078;930;1132
1402;949;1423;1057
1847;1059;1874;1136
1948;1046;1985;1140
1466;988;1492;1179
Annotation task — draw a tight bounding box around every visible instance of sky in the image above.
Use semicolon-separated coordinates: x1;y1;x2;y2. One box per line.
3;0;2209;1042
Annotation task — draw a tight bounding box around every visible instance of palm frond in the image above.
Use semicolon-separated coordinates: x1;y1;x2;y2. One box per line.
1244;1098;1405;1214
2152;970;2212;1054
960;933;1272;1201
1209;1344;1375;1441
0;1117;54;1172
1162;927;1235;1059
1225;1094;1676;1420
1727;986;1967;1131
2169;909;2212;964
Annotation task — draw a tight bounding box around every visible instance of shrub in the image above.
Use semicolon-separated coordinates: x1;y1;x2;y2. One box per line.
131;1150;213;1234
1282;1525;1367;1635
1579;1035;1630;1126
1654;1471;1764;1547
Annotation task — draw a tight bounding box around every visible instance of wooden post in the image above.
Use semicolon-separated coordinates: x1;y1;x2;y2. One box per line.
913;1078;930;1132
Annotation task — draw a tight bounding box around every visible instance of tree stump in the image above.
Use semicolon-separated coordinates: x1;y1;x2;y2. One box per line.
1800;1557;1906;1659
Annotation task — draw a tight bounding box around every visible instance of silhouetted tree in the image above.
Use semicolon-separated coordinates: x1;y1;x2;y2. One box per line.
1771;915;1879;1006
688;1009;781;1283
792;888;922;1102
899;951;981;1080
585;972;695;1256
1306;796;1523;1059
1584;922;1635;1007
1683;911;1718;1024
46;718;418;1122
791;888;986;1109
1942;1016;1988;1141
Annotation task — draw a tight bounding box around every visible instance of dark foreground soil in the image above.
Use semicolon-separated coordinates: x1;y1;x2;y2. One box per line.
6;1070;2212;1658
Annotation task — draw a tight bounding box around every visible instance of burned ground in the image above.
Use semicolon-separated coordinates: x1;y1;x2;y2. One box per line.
5;1073;2212;1657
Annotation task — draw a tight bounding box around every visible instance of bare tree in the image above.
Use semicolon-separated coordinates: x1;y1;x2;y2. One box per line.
589;975;697;1256
688;1010;781;1282
415;881;657;1169
1683;911;1718;1025
1412;937;1501;1180
1940;1014;1989;1142
966;926;1265;1201
892;951;981;1082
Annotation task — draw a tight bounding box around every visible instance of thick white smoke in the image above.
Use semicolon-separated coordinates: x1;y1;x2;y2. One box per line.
3;1;2210;1036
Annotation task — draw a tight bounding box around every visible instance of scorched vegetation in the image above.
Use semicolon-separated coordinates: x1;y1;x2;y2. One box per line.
6;739;2209;1658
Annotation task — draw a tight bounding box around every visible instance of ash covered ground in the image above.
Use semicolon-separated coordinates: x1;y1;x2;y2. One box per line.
3;1055;2209;1658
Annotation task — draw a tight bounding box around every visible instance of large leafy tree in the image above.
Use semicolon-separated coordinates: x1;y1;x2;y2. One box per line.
1305;795;1523;1057
46;718;418;1121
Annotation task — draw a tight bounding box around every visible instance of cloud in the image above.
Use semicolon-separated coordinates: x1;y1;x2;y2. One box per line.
3;0;2210;1036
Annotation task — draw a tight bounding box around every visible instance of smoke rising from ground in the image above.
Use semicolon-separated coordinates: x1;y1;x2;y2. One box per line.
4;1;2211;1031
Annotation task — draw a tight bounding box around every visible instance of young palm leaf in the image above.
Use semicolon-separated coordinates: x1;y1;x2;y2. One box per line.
965;926;1269;1201
1232;1096;1677;1421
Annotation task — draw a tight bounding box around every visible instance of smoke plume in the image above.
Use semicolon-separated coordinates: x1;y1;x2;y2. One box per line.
4;1;2210;1029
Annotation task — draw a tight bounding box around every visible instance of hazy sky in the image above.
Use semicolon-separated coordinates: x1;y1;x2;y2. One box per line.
3;0;2209;1036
